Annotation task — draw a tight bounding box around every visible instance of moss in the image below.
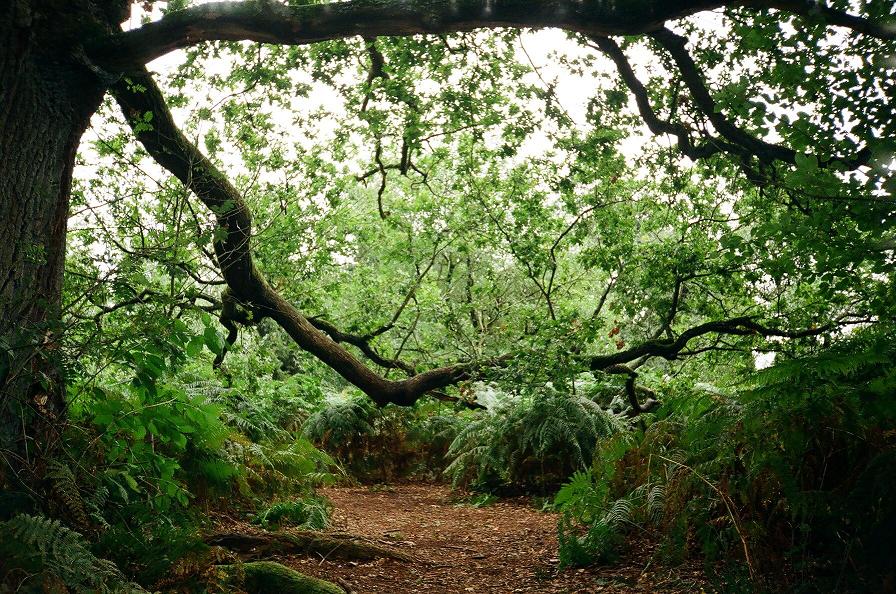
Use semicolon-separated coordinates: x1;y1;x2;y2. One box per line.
222;561;344;594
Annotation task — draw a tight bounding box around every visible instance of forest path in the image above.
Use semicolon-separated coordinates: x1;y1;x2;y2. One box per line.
280;483;705;593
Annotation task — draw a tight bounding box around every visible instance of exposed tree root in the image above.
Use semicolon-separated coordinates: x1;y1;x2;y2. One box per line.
206;530;413;563
219;561;345;594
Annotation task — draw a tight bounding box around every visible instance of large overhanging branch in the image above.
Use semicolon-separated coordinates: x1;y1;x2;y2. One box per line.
90;0;725;70
588;315;864;371
112;68;473;407
87;0;894;72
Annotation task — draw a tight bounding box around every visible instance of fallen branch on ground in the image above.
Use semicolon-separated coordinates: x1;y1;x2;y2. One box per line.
218;560;345;594
206;530;414;563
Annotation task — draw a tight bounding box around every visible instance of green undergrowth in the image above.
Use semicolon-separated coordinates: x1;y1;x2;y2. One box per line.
252;495;331;530
552;329;896;592
0;323;339;592
3;320;894;593
444;384;623;493
302;394;469;482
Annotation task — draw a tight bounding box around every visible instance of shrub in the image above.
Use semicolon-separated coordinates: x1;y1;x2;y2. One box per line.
303;394;469;481
445;386;622;492
552;328;896;590
0;514;145;593
252;495;331;530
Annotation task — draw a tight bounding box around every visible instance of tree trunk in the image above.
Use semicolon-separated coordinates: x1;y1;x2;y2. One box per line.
0;2;111;487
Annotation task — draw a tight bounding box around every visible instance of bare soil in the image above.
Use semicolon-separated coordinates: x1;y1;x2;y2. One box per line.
276;483;709;593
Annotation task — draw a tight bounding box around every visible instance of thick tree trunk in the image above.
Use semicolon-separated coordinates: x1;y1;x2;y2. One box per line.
0;3;109;487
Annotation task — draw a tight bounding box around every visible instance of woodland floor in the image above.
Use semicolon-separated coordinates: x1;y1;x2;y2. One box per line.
268;483;711;593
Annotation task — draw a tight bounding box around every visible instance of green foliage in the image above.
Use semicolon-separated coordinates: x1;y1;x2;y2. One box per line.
0;514;144;593
71;382;231;513
42;326;339;590
44;5;896;592
303;394;467;480
445;386;621;492
46;459;90;532
302;395;377;455
224;435;338;498
457;492;499;508
554;328;896;589
93;519;207;588
554;434;664;566
252;495;331;530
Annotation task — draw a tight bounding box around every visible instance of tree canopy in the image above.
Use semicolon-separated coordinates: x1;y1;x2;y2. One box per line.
60;0;894;412
0;1;895;590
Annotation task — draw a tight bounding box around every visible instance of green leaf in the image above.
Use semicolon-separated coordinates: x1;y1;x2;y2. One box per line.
186;336;205;357
794;152;818;172
204;326;224;355
122;472;141;493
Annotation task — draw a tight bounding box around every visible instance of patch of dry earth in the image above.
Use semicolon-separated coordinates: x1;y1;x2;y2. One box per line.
278;484;707;593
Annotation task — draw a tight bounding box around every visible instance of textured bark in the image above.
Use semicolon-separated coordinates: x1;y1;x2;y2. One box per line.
207;530;413;562
0;1;124;484
87;0;896;72
219;561;345;594
90;0;727;70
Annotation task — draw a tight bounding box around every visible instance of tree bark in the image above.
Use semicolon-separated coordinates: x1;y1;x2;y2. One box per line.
207;530;413;562
0;1;121;486
87;0;896;71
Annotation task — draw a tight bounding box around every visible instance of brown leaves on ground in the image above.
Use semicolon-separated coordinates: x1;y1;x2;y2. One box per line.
274;484;709;593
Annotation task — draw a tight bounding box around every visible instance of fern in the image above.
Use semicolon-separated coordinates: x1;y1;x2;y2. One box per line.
252;495;331;530
554;432;668;567
553;328;896;584
222;436;337;497
46;459;90;532
445;386;622;491
0;514;146;593
84;485;111;530
302;395;377;454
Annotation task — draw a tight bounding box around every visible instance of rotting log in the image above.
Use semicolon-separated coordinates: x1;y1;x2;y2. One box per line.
206;530;413;563
219;561;345;594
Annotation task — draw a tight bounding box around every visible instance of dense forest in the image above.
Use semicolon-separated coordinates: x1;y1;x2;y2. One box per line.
1;0;894;592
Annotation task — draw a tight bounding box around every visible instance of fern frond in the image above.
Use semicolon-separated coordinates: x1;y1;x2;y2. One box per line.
47;460;90;532
1;514;146;593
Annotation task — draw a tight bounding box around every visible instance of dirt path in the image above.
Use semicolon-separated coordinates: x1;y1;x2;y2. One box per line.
280;484;708;593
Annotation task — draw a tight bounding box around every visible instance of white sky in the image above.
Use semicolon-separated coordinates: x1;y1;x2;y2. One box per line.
121;0;658;160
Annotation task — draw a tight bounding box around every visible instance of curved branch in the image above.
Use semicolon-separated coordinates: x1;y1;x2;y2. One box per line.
764;0;896;41
112;68;471;407
80;288;221;322
593;30;872;172
593;314;870;414
604;364;660;415
306;316;417;375
88;0;894;72
588;315;861;371
361;36;389;113
649;27;872;169
587;35;739;162
90;0;731;71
